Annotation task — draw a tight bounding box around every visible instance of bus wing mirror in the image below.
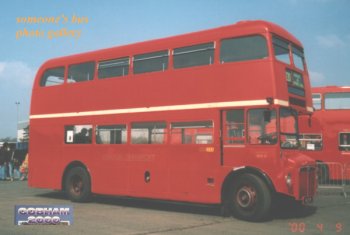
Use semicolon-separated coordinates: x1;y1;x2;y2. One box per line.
264;110;271;123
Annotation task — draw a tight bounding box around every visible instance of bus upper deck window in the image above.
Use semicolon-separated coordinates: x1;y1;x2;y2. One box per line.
98;57;129;79
292;45;305;71
273;36;290;65
40;67;65;87
133;50;169;74
220;35;268;63
68;61;95;83
173;42;214;69
325;92;350;110
312;93;322;110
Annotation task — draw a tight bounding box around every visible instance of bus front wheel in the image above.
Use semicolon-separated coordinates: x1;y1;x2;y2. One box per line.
229;174;272;221
64;167;91;202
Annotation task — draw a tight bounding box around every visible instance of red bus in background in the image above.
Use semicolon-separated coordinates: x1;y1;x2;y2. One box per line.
299;86;350;181
29;20;317;221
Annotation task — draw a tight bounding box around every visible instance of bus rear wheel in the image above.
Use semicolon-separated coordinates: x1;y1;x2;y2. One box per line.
64;167;91;202
229;174;271;221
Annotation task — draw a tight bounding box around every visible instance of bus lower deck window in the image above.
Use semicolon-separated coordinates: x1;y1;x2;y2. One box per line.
131;122;167;144
96;125;127;144
65;125;93;144
170;121;213;144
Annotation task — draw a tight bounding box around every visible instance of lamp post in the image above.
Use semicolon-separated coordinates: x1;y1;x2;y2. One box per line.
15;101;20;141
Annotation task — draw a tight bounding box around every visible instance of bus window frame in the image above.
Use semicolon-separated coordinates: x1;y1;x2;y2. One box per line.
299;133;323;151
339;132;350;151
324;92;350;110
312;93;322;110
220;34;269;64
67;61;96;84
39;66;66;87
272;34;306;72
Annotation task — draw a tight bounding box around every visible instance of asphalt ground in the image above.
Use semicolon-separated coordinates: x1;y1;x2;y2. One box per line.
0;180;349;235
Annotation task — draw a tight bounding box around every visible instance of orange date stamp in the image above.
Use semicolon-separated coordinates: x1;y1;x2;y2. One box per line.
288;222;343;233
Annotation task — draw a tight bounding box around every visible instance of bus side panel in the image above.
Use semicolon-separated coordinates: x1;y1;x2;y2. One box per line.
88;145;129;196
164;145;221;203
31;62;274;118
28;119;63;190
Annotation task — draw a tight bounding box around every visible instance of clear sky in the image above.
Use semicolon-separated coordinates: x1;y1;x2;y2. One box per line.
0;0;349;138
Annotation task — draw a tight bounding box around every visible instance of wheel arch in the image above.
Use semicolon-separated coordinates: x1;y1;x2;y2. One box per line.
221;166;276;203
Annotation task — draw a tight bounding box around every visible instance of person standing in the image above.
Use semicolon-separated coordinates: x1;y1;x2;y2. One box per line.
0;144;6;180
2;143;14;181
20;153;29;181
0;142;9;180
13;149;26;180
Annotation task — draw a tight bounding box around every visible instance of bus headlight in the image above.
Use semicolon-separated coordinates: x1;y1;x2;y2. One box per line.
285;173;292;188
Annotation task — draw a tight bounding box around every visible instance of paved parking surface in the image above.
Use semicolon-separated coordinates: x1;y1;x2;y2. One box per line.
0;181;349;235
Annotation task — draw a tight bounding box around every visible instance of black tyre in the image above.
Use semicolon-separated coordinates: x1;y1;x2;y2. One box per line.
64;167;91;202
229;174;272;221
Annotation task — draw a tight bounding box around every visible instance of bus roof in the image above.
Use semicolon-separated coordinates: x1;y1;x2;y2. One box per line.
38;20;302;70
312;86;350;94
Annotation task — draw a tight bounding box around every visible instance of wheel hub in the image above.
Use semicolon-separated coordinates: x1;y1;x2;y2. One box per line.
70;176;83;195
236;186;257;208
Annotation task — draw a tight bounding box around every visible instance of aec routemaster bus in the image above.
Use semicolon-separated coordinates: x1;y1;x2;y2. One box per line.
299;86;350;181
29;20;317;221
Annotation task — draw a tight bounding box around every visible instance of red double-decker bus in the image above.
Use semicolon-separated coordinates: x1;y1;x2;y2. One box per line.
299;86;350;181
29;20;316;221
